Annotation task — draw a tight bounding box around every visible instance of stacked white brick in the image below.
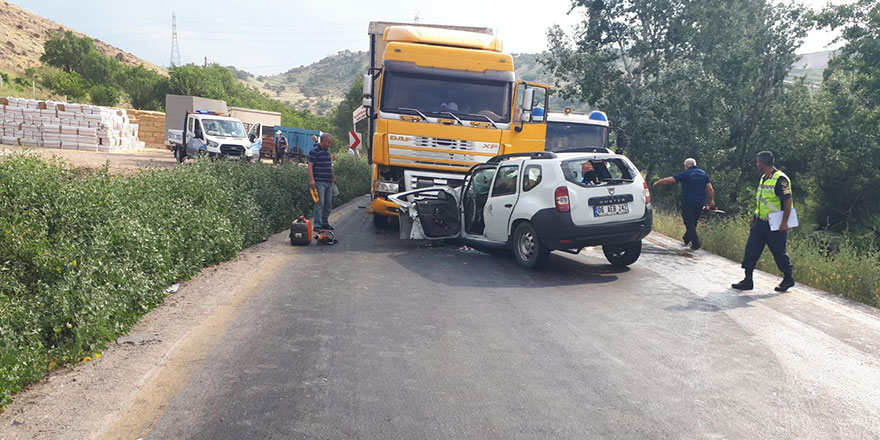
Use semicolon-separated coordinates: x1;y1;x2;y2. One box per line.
0;97;145;152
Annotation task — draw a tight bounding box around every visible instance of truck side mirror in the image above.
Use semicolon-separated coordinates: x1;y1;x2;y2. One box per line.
363;74;372;98
521;88;534;112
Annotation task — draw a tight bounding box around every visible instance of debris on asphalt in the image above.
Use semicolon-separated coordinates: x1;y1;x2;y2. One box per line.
166;283;180;294
458;245;488;255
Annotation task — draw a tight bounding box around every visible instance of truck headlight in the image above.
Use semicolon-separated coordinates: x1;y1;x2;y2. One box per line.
208;140;219;148
374;181;399;193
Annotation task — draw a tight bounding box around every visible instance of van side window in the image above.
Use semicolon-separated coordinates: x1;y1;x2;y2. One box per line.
492;165;519;197
523;165;542;192
194;120;203;139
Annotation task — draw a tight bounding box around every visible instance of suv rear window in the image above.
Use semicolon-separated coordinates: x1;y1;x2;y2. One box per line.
561;158;635;187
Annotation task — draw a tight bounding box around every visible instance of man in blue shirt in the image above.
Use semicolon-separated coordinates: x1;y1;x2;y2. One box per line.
308;133;337;230
653;158;715;250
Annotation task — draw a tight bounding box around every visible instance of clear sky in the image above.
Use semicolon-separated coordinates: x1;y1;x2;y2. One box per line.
10;0;851;76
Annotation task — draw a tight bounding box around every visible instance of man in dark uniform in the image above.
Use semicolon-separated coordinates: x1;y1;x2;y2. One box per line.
732;151;795;292
274;130;288;164
653;158;715;250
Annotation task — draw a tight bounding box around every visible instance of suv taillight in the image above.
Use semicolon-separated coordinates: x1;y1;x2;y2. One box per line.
555;186;570;212
643;181;651;205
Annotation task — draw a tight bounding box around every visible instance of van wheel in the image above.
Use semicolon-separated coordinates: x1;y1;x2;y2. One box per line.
603;240;642;267
513;222;549;268
373;214;388;228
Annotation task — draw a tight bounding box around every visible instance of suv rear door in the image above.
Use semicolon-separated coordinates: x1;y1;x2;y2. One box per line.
559;156;647;226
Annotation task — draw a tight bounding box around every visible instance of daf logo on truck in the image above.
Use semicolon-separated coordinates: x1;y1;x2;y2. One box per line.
390;135;413;142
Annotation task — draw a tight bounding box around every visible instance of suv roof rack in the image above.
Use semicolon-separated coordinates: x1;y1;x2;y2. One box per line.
553;147;612;154
488;151;557;163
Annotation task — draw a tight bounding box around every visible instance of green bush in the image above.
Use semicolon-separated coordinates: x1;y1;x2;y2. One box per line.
653;210;880;307
0;154;371;408
89;85;120;107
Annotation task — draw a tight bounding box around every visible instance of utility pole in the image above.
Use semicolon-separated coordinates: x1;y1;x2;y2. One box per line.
204;56;207;67
170;13;181;66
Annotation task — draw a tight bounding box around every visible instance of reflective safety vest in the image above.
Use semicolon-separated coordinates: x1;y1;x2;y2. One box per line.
755;169;792;220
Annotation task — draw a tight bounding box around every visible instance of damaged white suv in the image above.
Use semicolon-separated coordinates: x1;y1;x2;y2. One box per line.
388;149;653;268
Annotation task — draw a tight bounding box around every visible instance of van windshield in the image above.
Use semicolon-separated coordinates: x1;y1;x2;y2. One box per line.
546;121;608;152
202;119;246;138
381;71;512;123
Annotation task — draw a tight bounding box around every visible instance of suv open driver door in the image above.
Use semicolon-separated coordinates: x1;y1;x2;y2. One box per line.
388;187;462;240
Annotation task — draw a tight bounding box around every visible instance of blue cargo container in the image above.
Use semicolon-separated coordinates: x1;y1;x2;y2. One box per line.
274;126;321;157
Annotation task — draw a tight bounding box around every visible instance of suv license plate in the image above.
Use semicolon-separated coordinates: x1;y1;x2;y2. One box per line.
594;203;629;217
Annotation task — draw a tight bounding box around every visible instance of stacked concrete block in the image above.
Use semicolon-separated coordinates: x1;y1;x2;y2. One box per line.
0;97;144;151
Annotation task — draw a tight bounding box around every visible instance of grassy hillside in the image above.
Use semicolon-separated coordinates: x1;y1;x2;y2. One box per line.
236;49;831;116
0;1;164;75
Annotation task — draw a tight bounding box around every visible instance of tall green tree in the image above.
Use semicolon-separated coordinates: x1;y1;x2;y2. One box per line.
813;0;880;235
331;77;364;140
543;0;807;211
116;64;168;111
40;31;94;73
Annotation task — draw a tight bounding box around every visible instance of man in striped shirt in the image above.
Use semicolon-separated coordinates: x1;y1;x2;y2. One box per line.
308;133;337;230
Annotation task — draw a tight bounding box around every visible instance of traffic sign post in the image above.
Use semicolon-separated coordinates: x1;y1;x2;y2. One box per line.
348;130;361;152
352;106;368;125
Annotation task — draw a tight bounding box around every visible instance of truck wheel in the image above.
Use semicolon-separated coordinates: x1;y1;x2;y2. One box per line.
513;222;549;268
603;240;642;267
373;214;388;228
174;146;186;163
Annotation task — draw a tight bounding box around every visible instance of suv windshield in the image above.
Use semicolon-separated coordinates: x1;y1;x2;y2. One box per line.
381;71;512;123
202;119;246;138
546;122;608;152
561;158;635;187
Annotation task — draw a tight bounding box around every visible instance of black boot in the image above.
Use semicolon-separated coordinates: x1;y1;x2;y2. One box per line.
731;278;753;290
732;269;754;290
775;274;795;292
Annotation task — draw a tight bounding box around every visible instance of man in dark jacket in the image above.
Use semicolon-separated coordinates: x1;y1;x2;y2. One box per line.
653;158;715;250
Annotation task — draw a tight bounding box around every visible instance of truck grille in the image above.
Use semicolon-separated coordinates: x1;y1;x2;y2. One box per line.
220;144;245;156
387;134;500;171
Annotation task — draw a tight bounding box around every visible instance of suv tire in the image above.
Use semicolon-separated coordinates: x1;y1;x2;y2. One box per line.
513;222;550;268
603;240;642;267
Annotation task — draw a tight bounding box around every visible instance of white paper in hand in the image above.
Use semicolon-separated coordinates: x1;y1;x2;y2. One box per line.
768;208;798;231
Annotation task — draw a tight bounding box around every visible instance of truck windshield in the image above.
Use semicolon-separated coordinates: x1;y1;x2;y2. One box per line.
545;121;608;152
381;71;512;123
202;119;246;138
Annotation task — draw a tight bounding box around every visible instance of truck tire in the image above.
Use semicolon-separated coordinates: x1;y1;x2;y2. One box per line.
602;240;642;267
512;222;549;268
373;214;388;228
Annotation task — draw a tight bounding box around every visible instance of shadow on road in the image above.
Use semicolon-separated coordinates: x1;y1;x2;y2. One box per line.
664;289;781;313
291;195;629;288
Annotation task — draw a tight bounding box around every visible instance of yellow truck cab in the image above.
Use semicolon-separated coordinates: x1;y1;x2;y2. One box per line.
364;23;549;226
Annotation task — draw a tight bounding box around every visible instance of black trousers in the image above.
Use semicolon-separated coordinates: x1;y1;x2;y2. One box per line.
742;218;793;274
681;202;703;247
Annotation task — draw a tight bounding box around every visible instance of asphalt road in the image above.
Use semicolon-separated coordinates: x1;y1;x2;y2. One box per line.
131;196;880;439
